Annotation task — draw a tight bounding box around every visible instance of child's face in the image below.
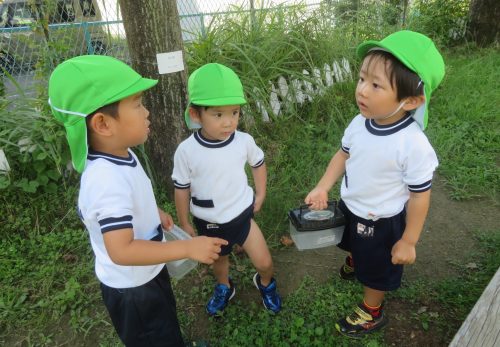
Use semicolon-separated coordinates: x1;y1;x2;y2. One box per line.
191;105;240;141
356;56;406;123
113;92;151;147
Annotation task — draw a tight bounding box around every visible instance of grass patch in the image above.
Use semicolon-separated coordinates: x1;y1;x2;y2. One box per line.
427;47;500;201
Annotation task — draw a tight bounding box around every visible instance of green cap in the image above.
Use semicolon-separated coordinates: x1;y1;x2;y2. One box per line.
357;30;445;130
185;63;246;129
48;55;158;173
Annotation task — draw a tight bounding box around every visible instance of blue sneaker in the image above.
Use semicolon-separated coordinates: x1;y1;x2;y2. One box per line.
253;273;282;313
206;278;235;316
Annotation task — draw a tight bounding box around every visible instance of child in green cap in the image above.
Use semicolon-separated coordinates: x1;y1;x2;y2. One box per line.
48;55;227;346
305;30;445;337
172;63;282;315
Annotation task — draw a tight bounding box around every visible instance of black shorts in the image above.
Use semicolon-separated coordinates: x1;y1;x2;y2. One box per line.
193;203;254;256
337;199;406;291
100;266;184;347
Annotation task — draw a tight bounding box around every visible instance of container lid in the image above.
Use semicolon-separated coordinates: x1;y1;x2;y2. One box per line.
303;210;335;221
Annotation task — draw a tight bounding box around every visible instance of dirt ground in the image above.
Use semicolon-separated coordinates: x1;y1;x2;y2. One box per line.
184;176;499;346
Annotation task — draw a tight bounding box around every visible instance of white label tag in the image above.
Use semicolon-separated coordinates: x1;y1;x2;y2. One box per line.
156;51;184;74
317;235;336;245
0;149;10;173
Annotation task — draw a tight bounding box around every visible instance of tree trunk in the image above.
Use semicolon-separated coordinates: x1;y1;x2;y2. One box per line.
118;0;188;196
468;0;500;46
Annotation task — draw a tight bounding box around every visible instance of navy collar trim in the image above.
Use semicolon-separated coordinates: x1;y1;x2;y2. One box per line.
194;130;235;148
88;149;137;167
365;113;414;136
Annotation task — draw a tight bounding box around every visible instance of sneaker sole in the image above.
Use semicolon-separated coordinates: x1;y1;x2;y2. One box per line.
253;273;279;314
335;316;389;339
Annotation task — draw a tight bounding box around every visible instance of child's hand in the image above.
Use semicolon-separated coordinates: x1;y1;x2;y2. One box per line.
391;239;416;265
187;236;228;264
158;209;174;231
305;187;329;210
254;194;265;213
180;223;196;237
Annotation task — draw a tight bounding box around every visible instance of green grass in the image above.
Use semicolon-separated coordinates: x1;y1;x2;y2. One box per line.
427;46;500;200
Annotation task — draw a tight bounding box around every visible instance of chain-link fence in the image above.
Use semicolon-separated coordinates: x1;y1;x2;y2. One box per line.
0;0;322;97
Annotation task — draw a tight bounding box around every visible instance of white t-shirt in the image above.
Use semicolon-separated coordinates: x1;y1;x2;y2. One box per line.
172;130;264;223
340;114;438;220
78;149;164;288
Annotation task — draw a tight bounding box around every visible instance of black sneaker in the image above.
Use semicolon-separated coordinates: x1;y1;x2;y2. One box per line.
339;256;356;281
335;303;388;338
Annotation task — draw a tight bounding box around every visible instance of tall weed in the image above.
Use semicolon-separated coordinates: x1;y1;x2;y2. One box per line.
0;93;71;193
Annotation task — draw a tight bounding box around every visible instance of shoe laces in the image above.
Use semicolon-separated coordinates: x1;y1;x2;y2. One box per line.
346;306;373;325
211;284;230;305
261;280;280;302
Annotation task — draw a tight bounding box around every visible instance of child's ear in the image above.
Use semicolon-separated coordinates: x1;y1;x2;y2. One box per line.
89;113;115;136
188;107;201;123
402;95;425;112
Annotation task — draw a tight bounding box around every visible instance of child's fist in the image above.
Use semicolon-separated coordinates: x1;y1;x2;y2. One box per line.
305;187;329;210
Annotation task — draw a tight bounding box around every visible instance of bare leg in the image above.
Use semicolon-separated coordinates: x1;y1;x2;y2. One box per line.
212;255;230;286
242;219;273;286
363;286;385;307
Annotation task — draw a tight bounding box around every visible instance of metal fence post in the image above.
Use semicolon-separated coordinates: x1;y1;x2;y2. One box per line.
83;21;93;54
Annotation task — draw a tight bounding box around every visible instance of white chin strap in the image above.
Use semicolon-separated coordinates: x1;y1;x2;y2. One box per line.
379;100;406;120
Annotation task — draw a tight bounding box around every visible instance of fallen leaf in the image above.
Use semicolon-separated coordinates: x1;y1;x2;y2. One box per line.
410;331;416;339
465;262;478;269
417;306;428;314
280;235;294;247
63;254;78;263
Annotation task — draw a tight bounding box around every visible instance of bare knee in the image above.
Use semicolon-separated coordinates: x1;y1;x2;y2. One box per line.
254;254;273;273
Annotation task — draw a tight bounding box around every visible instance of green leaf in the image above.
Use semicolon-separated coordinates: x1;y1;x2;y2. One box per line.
33;160;46;173
45;169;61;180
0;176;10;189
36;151;48;160
422;321;429;331
36;174;49;186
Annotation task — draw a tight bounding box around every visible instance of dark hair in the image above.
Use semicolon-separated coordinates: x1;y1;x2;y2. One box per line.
189;103;244;117
86;101;120;143
363;50;424;101
189;103;209;115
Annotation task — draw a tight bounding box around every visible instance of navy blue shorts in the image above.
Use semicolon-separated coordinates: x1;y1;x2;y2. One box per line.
100;266;184;347
337;199;406;291
193;203;254;256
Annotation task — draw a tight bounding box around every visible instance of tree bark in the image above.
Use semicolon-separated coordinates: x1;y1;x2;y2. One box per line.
468;0;500;46
118;0;188;196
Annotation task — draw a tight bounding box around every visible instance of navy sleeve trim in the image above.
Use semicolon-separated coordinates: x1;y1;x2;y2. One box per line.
341;145;350;154
251;158;265;168
408;180;432;193
99;215;133;233
173;180;190;189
